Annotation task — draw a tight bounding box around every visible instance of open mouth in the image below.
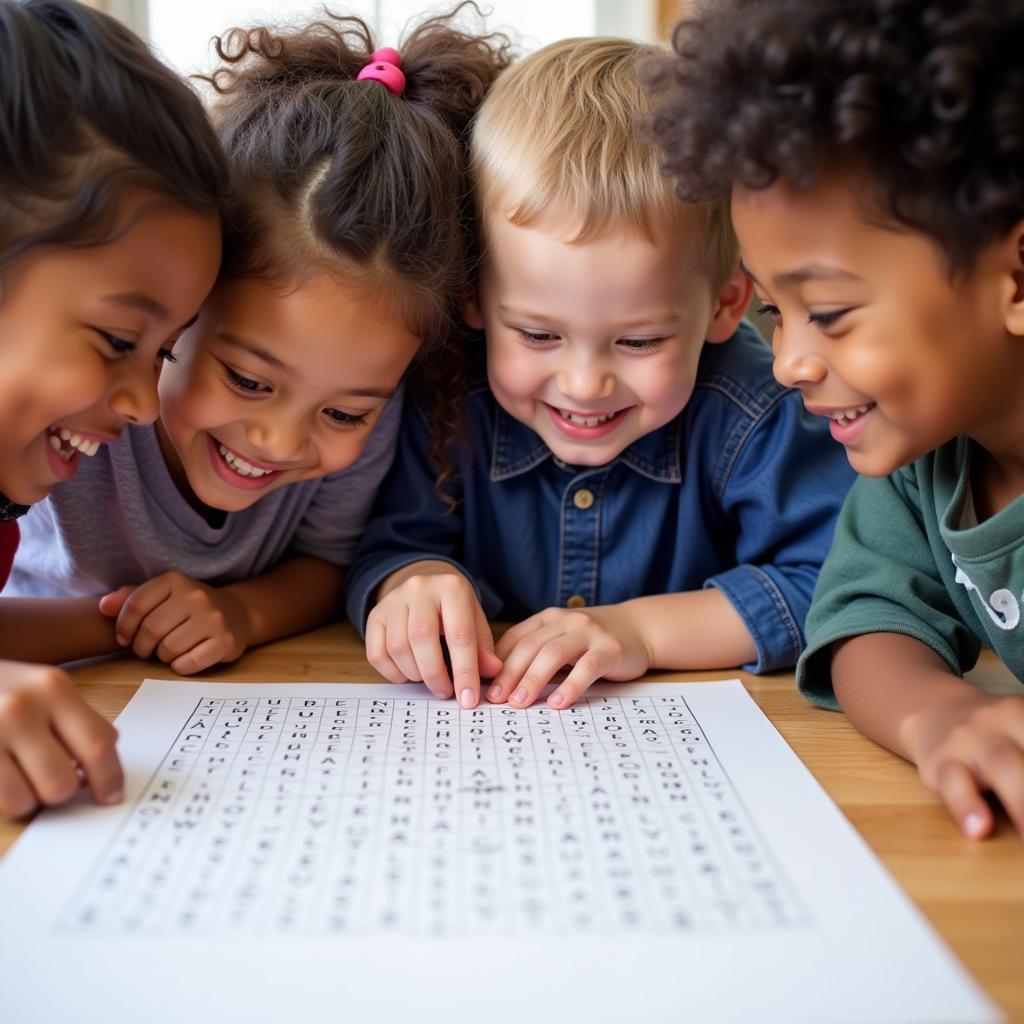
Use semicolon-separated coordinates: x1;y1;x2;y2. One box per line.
46;427;101;462
216;442;276;479
207;436;287;491
826;404;875;426
545;403;631;441
556;408;621;428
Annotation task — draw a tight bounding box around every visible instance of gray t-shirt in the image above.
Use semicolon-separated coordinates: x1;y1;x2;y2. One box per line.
9;389;403;597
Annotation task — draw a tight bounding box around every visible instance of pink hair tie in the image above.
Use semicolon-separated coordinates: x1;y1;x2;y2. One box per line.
358;47;406;96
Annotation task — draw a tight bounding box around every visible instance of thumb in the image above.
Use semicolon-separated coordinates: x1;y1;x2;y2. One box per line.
98;585;134;618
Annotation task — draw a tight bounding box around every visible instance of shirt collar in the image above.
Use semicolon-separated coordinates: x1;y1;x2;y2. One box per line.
489;404;683;483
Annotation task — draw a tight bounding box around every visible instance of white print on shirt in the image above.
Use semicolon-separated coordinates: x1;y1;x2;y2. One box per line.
951;554;1020;631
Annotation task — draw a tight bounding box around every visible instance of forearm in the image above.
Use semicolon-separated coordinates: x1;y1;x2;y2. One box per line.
616;589;757;669
831;632;983;762
0;597;120;663
222;556;346;647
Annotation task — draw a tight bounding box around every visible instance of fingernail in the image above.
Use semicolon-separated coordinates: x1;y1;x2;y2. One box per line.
963;811;986;838
549;691;566;708
115;635;128;647
487;683;503;702
459;688;475;709
103;789;123;806
510;686;527;705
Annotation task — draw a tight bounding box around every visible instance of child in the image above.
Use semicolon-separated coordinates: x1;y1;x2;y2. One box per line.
8;12;512;677
346;37;854;712
0;0;227;816
650;0;1024;839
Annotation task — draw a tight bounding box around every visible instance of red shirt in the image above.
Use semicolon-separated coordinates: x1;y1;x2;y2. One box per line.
0;520;19;591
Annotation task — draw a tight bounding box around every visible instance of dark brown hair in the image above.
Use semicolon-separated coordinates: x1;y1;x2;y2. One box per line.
647;0;1024;275
0;0;229;273
204;4;514;492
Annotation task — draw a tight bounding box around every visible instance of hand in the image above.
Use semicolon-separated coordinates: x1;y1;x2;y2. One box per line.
905;690;1024;840
490;605;652;710
365;570;503;708
0;659;122;818
98;571;252;675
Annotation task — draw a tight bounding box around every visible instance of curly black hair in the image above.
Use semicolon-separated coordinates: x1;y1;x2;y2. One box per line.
647;0;1024;273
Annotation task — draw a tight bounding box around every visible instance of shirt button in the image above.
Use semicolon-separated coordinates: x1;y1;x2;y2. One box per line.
566;594;587;608
573;488;595;510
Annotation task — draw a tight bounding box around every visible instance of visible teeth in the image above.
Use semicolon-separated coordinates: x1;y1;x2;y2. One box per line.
559;409;616;428
218;443;270;478
48;429;102;458
829;405;870;423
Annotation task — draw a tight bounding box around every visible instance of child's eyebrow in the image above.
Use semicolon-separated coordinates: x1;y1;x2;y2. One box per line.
498;303;681;329
498;303;555;321
102;291;171;322
217;331;285;369
217;331;396;399
743;261;863;290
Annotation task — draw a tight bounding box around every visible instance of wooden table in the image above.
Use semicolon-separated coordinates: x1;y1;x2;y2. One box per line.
2;623;1022;1021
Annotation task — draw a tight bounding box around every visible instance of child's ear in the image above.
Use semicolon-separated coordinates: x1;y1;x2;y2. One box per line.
1005;218;1024;337
705;264;754;343
463;291;486;331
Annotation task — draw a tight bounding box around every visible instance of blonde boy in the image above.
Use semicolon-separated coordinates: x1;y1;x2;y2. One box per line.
346;38;854;709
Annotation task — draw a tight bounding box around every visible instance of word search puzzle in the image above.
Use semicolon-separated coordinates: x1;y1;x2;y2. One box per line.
63;690;805;939
0;680;1000;1024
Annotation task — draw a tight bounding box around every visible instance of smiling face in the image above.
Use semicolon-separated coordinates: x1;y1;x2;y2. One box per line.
731;170;1024;477
156;272;422;515
0;194;221;504
471;212;748;467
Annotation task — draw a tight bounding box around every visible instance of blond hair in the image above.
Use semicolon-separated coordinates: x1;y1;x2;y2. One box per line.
471;36;737;286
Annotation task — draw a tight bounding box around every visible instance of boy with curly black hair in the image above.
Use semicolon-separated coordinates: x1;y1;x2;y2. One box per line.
649;0;1024;841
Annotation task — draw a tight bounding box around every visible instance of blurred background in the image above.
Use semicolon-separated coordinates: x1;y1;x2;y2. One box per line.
78;1;685;71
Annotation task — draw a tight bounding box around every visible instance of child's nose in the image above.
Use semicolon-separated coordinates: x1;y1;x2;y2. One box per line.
245;417;307;464
556;359;615;404
107;359;160;426
772;330;828;389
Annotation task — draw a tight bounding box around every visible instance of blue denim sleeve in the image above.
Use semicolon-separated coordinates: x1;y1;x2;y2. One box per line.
704;389;855;672
344;400;477;636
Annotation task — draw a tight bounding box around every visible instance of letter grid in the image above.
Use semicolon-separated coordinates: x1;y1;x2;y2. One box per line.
61;694;808;937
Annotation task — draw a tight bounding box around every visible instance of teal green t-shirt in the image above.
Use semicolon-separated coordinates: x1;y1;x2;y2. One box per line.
798;436;1024;709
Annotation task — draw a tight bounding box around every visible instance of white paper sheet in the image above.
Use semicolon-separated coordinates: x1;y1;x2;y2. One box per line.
0;679;1001;1024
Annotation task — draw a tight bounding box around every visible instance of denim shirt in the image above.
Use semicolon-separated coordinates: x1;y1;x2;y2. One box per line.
346;322;855;672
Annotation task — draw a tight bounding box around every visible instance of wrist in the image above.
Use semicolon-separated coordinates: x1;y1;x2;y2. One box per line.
615;599;657;666
900;685;993;765
221;585;257;649
377;560;465;601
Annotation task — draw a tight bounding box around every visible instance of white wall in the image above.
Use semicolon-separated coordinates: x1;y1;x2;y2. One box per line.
147;0;656;77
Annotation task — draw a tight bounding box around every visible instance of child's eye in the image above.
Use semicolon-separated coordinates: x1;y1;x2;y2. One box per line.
807;308;853;328
324;408;369;427
158;347;178;364
756;303;781;323
224;365;268;393
98;330;136;355
516;329;558;345
617;337;665;352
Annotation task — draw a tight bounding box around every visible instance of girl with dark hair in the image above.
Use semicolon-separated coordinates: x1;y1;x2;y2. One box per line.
649;0;1024;841
8;8;513;689
0;0;227;818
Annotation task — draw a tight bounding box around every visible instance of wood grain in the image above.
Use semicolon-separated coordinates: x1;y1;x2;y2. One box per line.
1;624;1021;1020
